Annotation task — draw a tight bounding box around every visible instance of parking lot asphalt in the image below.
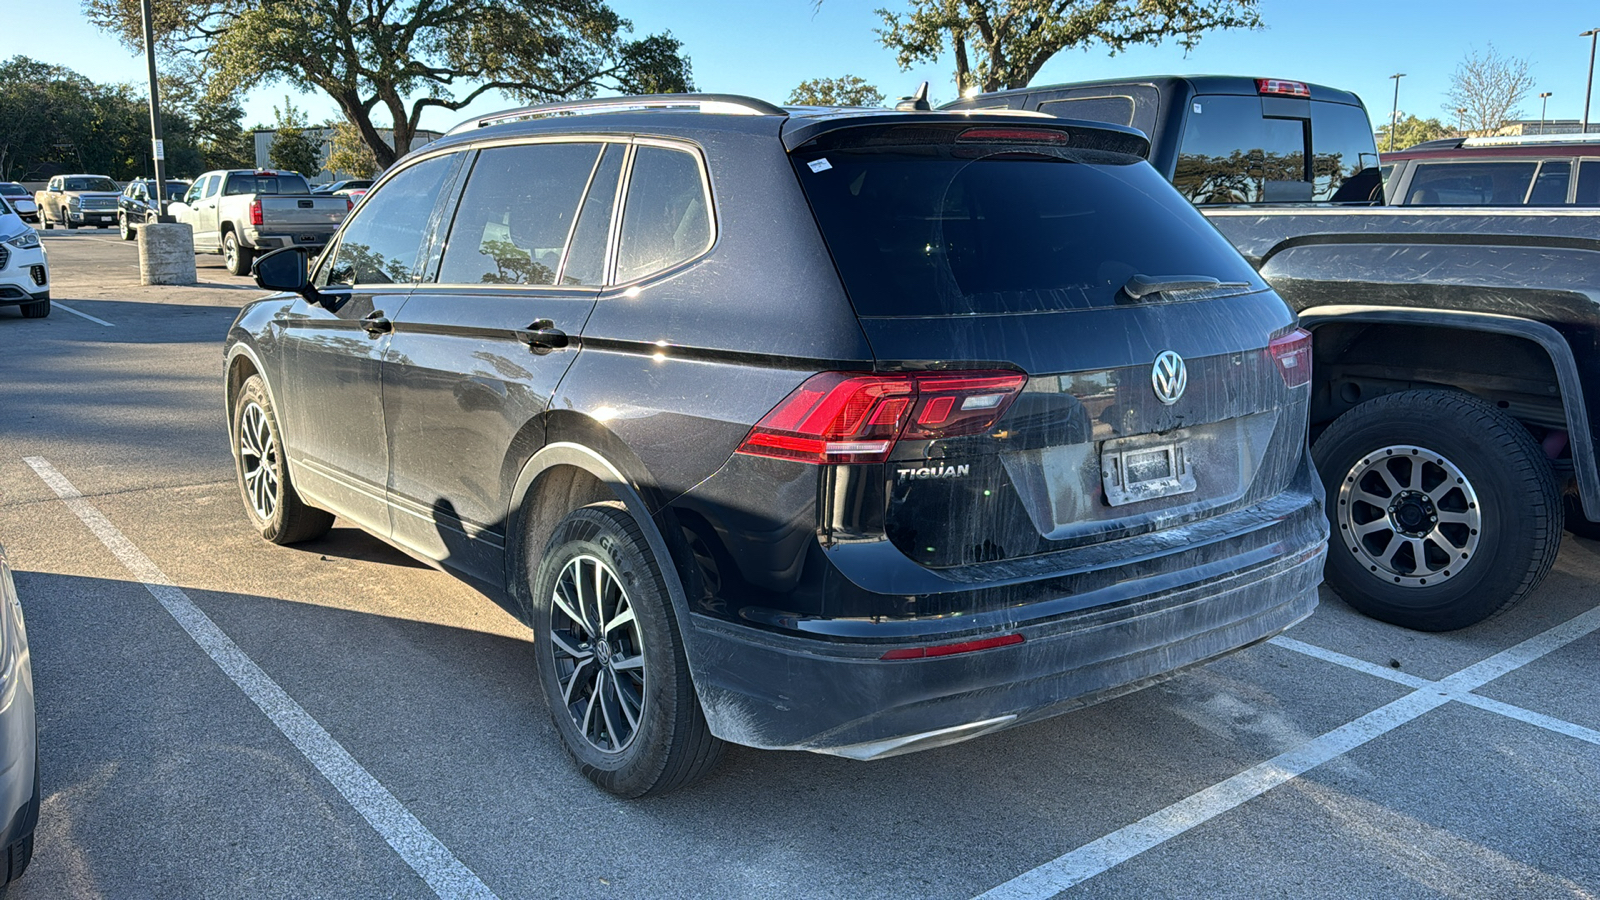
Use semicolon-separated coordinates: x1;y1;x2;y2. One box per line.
1;230;1597;899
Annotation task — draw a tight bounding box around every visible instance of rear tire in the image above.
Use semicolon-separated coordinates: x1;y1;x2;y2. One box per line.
19;295;49;319
1313;390;1561;631
531;502;725;797
119;214;134;241
223;230;253;276
232;375;333;544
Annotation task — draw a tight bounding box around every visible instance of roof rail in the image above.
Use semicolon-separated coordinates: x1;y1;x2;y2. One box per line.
1460;131;1600;147
448;94;788;135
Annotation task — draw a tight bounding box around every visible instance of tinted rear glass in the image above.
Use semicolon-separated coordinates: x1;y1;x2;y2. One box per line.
1175;95;1306;204
0;184;26;196
1577;160;1600;206
1311;101;1382;202
793;146;1261;317
224;173;311;195
66;177;118;192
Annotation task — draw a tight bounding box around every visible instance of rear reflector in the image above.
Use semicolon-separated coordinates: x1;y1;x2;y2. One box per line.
1257;79;1311;98
881;633;1025;660
957;127;1071;144
736;370;1027;464
1268;328;1313;387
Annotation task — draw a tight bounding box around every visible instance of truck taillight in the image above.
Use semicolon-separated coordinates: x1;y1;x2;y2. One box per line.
1257;78;1311;98
248;198;263;226
735;370;1027;464
1268;328;1313;387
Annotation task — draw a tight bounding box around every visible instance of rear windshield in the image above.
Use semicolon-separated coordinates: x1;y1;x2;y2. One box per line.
792;146;1261;316
0;184;26;196
66;177;118;192
224;173;311;195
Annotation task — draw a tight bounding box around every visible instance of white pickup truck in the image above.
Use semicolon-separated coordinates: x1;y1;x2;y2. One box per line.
170;169;350;275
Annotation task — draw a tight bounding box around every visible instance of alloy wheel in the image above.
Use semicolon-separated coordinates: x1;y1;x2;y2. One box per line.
549;554;647;753
237;401;279;522
1337;444;1482;587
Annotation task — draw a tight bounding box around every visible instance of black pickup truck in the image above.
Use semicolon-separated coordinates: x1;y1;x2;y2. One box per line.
950;76;1600;631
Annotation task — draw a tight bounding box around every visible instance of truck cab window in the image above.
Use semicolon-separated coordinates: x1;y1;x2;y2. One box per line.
1175;95;1308;204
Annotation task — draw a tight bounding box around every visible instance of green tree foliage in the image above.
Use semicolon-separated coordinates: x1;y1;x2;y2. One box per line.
876;0;1262;93
788;75;886;107
84;0;694;170
325;120;378;179
1377;115;1452;153
1442;45;1534;136
268;97;323;177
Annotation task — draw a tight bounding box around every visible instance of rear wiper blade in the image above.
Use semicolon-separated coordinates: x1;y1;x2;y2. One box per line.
1121;274;1250;300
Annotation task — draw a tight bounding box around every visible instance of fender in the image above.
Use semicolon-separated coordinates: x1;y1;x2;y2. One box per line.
1300;304;1600;520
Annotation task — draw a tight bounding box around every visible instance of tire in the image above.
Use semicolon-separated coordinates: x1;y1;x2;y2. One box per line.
1313;389;1561;631
41;215;52;230
223;230;253;276
19;295;49;319
232;375;333;544
119;214;134;241
530;502;725;797
2;748;38;887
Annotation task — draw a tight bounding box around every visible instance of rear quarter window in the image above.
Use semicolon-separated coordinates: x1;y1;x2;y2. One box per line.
614;145;713;283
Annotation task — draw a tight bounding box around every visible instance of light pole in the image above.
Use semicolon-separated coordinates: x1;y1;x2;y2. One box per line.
1540;92;1553;134
140;0;171;221
1583;28;1599;134
1457;107;1467;136
1388;73;1405;152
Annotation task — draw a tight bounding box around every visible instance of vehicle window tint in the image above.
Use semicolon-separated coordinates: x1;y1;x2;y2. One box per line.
615;146;712;283
793;145;1262;316
560;144;624;287
1037;96;1136;127
202;175;221;199
1175;95;1308;204
1312;101;1382;203
1402;162;1537;205
1527;160;1571;205
65;177;117;192
1577;160;1600;206
224;173;311;195
320;154;458;287
438;142;600;286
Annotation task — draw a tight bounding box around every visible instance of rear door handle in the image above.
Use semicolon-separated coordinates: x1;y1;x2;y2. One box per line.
516;319;569;354
360;310;392;336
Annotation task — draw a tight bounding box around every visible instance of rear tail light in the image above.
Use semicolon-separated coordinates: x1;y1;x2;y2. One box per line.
346;197;354;211
736;370;1028;464
248;198;263;226
1268;328;1313;387
1257;78;1311;98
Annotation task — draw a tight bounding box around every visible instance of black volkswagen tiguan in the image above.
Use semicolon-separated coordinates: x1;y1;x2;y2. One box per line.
227;95;1327;797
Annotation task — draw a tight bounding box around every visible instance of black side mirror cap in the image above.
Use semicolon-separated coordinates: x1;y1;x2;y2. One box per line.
253;246;322;302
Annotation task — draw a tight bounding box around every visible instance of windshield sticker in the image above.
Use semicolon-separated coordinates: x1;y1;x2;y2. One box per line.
807;158;833;173
1192;103;1202;114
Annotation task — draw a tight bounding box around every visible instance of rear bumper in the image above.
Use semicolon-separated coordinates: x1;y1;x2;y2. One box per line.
686;497;1326;757
242;228;332;252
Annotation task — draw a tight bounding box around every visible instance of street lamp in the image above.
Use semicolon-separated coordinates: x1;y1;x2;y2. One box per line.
1583;28;1599;134
1388;73;1405;152
1540;92;1553;134
1457;107;1467;136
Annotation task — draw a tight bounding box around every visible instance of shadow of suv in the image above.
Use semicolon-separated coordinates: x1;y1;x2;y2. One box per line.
225;94;1328;797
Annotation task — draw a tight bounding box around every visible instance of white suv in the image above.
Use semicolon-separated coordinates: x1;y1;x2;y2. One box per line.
0;196;48;319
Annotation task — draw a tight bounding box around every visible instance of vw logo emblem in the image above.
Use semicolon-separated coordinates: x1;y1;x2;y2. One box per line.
1152;351;1187;405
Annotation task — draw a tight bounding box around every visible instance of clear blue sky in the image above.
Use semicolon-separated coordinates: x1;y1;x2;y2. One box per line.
9;0;1600;133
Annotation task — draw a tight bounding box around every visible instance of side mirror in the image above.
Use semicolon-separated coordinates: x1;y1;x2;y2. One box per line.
253;247;320;302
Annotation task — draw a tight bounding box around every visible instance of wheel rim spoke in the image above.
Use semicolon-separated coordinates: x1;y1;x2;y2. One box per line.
548;552;646;754
238;402;277;520
1340;444;1480;585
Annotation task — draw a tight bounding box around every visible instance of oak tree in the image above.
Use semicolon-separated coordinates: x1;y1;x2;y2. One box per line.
788;75;886;107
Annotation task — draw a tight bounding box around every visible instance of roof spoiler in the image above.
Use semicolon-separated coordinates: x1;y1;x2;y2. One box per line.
781;112;1151;158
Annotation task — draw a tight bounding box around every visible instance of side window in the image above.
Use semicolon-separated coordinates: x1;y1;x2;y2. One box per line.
202;175;221;199
1402;162;1537;205
1576;160;1600;206
1174;95;1308;204
318;154;458;287
437;142;601;285
1037;96;1136;127
615;145;713;283
1527;160;1571;205
560;144;625;286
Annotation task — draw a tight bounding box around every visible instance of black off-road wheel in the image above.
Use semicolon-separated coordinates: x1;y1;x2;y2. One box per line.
232;375;333;544
18;294;49;319
530;502;724;798
1313;390;1561;631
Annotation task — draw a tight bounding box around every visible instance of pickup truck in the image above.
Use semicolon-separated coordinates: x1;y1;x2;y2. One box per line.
169;169;348;275
951;76;1600;632
36;174;122;229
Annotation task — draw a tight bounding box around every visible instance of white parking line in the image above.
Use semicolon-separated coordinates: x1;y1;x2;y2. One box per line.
24;457;500;900
51;302;115;327
975;605;1600;899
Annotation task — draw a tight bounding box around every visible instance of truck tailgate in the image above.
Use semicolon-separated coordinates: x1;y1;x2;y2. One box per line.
258;196;347;229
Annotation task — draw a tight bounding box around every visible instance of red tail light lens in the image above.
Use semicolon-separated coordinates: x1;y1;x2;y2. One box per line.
1268;328;1313;387
881;633;1024;660
957;127;1070;144
248;198;263;226
1257;78;1311;98
737;370;1027;464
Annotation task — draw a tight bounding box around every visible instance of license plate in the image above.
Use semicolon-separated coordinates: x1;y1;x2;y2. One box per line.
1101;441;1197;506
